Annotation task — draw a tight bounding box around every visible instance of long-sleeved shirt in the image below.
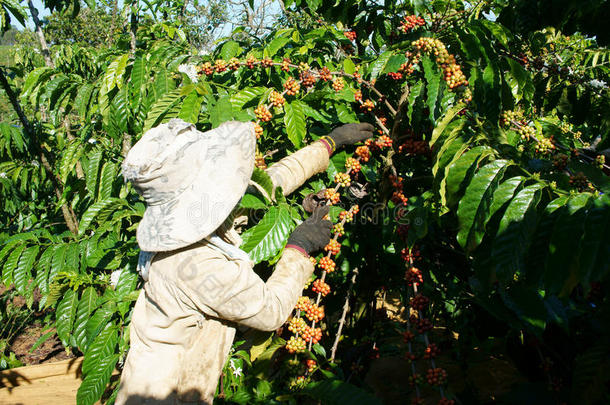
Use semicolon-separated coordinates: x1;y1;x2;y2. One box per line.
115;140;330;405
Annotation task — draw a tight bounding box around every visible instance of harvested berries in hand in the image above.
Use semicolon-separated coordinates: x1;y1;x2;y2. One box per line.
334;172;351;187
319;257;336;273
254;105;272;122
324;240;341;256
312;279;331;296
284;77;301;95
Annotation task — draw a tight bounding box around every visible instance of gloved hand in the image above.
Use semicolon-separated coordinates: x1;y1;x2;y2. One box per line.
286;206;332;254
327;123;375;149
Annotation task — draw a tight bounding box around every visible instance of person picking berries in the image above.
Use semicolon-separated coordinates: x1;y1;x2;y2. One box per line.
115;119;374;404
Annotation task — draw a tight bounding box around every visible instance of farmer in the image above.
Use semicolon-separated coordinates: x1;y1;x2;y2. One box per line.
115;118;374;404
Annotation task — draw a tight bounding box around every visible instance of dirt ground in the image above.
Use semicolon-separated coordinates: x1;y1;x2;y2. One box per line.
10;325;74;366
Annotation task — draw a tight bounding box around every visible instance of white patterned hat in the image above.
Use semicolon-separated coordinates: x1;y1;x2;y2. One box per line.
122;119;256;252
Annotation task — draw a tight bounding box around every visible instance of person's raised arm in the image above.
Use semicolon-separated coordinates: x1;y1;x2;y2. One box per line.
264;123;375;196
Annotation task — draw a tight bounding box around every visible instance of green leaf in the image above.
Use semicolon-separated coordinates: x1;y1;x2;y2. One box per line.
457;160;510;252
368;51;392;81
544;193;593;296
98;162;118;200
230;87;266;112
82;322;118;376
15;245;38;296
85;304;116;343
77;354;118;405
422;56;441;121
220;40;241;60
74;287;99;351
240;193;268;210
48;244;67;286
335;103;357;123
209;95;233;128
240;206;295;263
284;101;306;148
430;104;464;147
56;289;79;347
84;149;102;197
143;89;183;132
178;92;202;123
488;176;525;219
79;198;124;236
250;167;274;200
266;37;290;57
577;195;610;284
492;184;544;283
444;146;495;208
3;244;26;286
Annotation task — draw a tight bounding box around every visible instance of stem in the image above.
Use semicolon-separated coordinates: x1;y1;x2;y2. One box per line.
27;0;54;68
330;268;358;362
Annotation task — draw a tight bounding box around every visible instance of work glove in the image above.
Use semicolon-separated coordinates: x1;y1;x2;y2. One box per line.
327;123;376;149
287;206;332;255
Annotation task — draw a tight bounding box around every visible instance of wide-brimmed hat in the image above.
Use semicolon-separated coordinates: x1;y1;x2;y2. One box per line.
122;119;256;252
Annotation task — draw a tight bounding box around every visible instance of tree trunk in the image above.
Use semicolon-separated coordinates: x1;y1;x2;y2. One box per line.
0;68;78;235
130;1;139;54
27;0;54;68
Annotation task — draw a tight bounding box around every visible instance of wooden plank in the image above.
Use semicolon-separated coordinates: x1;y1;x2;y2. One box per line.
0;358;119;405
0;358;83;384
0;358;83;405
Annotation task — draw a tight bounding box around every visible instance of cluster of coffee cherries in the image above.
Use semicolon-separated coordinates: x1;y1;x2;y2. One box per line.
345;30;357;41
408;38;468;89
269;90;286;107
535;136;555;155
399;15;426;33
569;171;593;191
398;138;430;155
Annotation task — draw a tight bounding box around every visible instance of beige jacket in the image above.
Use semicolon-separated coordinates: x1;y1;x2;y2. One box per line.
115;141;330;405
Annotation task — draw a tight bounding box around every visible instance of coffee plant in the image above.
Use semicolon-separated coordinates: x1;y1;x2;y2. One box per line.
1;0;610;404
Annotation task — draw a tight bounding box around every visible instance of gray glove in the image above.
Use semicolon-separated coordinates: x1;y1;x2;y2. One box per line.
287;206;332;254
328;123;375;149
